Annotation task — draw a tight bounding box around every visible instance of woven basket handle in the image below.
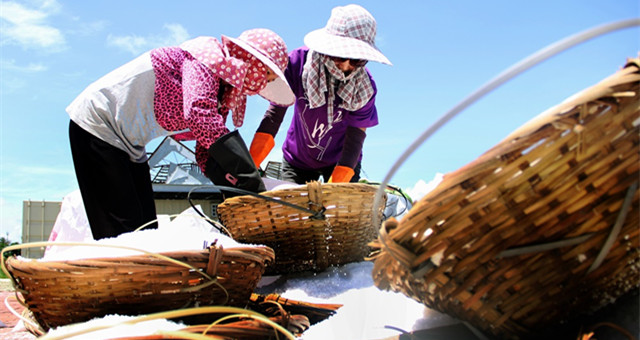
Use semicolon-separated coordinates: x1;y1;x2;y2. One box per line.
206;245;223;277
306;181;330;271
306;181;324;215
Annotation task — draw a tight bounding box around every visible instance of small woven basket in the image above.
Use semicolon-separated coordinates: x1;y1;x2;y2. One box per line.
217;181;386;274
4;245;275;331
370;58;640;339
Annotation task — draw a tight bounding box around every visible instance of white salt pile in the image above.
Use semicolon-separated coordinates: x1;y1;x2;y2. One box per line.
258;261;461;340
41;206;253;262
42;315;185;340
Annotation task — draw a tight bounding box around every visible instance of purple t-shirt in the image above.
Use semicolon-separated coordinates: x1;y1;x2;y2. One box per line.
281;47;378;170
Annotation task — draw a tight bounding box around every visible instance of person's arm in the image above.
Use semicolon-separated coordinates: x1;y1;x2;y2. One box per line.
180;57;229;173
329;126;366;183
249;104;288;168
330;70;378;183
185;64;264;193
250;49;303;168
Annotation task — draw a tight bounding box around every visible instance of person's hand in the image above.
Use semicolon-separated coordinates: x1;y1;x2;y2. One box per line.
249;132;275;168
328;165;354;183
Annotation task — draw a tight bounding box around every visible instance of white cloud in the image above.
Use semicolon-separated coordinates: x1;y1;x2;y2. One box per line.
37;0;62;14
72;19;108;37
0;59;47;72
0;0;66;51
0;59;46;93
164;24;189;42
1;2;46;24
106;34;148;55
107;23;190;55
405;173;444;202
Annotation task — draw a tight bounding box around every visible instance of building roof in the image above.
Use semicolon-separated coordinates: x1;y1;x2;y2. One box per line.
148;137;222;200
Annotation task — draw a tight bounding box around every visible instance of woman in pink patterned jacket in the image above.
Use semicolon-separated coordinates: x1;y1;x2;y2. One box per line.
66;29;294;239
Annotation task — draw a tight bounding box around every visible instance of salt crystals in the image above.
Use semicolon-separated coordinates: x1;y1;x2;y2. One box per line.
40;206;257;262
43;314;184;340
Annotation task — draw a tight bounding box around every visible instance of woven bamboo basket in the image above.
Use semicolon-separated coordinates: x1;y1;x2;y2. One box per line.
217;181;386;274
248;293;342;326
370;58;640;339
38;306;298;340
119;294;342;339
4;244;275;331
123;317;302;340
14;293;338;339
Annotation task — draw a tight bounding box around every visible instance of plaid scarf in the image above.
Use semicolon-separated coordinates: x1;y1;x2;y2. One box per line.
302;51;373;127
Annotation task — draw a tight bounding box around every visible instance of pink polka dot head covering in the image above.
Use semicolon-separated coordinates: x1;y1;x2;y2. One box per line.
181;29;294;127
222;29;294;107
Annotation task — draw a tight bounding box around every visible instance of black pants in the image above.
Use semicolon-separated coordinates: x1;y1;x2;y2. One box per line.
69;120;157;240
280;159;361;184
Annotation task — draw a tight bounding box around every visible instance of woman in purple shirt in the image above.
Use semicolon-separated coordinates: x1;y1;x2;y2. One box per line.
249;4;391;183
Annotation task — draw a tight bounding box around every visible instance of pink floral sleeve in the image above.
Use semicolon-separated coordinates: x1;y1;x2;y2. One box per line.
181;56;230;171
151;47;229;173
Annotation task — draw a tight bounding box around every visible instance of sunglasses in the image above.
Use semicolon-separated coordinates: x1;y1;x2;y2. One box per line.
331;57;368;68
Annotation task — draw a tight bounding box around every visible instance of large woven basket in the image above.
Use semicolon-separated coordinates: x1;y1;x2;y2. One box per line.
370;58;640;339
4;244;275;331
217;181;385;274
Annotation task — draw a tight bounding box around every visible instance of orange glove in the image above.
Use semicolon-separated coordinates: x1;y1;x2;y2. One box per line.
328;165;355;183
249;132;275;168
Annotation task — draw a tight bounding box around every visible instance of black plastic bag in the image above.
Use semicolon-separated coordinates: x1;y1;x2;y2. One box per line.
205;130;266;195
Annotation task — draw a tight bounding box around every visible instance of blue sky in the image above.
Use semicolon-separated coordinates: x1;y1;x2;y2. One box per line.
1;0;638;242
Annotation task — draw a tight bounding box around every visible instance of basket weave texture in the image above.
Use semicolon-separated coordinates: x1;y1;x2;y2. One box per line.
217;182;385;274
370;58;640;339
5;245;274;330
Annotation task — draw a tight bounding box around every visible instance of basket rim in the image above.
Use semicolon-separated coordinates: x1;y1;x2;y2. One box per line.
222;181;380;199
5;244;275;271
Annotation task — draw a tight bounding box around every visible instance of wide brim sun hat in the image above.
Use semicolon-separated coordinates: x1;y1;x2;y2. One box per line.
304;4;391;65
223;29;295;106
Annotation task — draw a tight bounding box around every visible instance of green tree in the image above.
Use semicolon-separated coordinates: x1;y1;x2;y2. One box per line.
1;233;21;259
